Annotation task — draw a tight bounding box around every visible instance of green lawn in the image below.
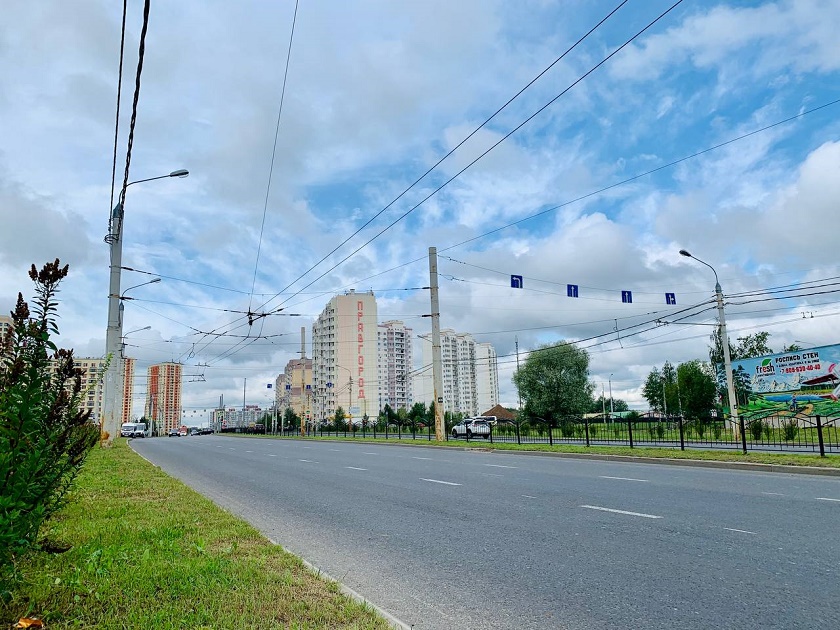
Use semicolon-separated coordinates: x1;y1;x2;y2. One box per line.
1;440;391;629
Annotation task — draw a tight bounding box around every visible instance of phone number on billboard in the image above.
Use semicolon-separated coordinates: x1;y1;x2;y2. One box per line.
783;364;821;374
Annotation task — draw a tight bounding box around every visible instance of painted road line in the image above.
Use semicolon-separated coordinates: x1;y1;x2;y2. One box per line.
245;450;253;453
346;467;368;471
364;452;378;455
413;457;431;460
329;449;341;452
600;476;649;482
522;495;537;499
485;464;517;469
299;459;318;463
723;527;757;535
580;505;662;519
420;478;462;486
482;473;502;477
762;492;785;496
268;454;277;457
816;497;840;502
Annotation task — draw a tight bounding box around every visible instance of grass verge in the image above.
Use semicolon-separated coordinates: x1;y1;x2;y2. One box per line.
245;433;840;468
0;440;391;629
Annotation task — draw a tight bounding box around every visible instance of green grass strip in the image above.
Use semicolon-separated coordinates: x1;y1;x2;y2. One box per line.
1;441;391;629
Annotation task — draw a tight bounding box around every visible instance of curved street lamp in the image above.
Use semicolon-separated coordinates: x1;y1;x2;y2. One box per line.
679;249;743;450
102;170;188;446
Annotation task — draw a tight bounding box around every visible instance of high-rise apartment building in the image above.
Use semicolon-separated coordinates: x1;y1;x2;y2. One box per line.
415;329;498;417
74;357;107;424
312;290;378;423
121;356;135;425
377;320;413;411
475;342;500;414
144;362;182;434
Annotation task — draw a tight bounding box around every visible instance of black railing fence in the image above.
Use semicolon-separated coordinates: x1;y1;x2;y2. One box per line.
271;413;840;456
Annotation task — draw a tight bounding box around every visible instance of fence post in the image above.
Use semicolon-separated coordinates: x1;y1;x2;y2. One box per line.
678;416;685;451
489;424;493;444
548;420;553;446
739;415;748;454
516;421;521;445
584;416;590;447
628;418;634;449
816;415;825;457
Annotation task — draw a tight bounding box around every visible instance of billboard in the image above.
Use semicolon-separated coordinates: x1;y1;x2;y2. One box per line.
730;343;840;415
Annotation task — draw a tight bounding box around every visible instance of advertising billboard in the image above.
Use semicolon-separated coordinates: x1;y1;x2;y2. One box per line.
731;343;840;415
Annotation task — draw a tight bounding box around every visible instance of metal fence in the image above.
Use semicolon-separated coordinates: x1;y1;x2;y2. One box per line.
266;413;840;456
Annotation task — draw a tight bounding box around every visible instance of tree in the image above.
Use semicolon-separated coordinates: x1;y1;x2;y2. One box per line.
334;406;347;430
282;407;298;432
0;260;100;590
512;342;593;423
642;362;679;414
676;360;717;420
589;395;628;415
407;402;425;430
709;330;773;403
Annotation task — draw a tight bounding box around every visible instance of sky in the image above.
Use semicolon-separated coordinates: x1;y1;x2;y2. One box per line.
2;0;840;419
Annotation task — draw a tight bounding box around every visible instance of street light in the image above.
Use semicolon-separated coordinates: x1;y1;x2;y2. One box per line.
679;249;742;447
102;169;188;446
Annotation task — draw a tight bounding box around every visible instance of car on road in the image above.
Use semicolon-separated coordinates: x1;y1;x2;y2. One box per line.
168;429;180;437
451;418;491;439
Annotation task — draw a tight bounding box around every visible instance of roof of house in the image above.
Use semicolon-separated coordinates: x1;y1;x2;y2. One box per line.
480;404;517;421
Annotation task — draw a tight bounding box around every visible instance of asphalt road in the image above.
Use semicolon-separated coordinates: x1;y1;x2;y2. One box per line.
132;435;840;629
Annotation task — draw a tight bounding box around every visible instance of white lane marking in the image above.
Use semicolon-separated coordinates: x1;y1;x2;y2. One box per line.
762;492;785;496
482;473;502;477
216;446;223;448
299;459;318;463
245;450;253;453
302;446;312;449
329;449;341;452
485;464;517;469
816;497;840;502
346;466;368;471
228;448;235;450
723;527;757;535
522;495;537;499
413;457;431;460
421;478;461;486
580;505;662;519
600;476;649;482
364;452;378;455
268;454;277;457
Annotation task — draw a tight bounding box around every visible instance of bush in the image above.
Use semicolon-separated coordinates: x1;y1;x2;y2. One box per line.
693;418;708;439
0;261;100;593
559;418;576;438
712;422;722;440
749;419;765;441
781;418;799;441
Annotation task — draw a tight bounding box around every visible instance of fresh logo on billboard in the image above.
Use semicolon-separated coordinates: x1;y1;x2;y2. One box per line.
755;358;776;376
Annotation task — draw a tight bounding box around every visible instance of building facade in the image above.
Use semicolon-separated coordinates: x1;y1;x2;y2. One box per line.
415;330;498;417
377;320;414;412
144;362;182;434
121;356;135;425
74;357;107;425
474;342;500;413
276;357;312;421
312;290;378;424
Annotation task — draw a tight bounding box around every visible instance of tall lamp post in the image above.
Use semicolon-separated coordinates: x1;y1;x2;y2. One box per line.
102;169;188;446
679;249;743;449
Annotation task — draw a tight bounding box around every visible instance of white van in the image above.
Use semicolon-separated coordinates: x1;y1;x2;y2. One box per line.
120;422;147;438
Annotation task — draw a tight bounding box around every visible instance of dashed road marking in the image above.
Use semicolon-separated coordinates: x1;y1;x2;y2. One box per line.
522;495;537;499
762;492;785;496
816;497;840;502
485;464;517;469
580;505;662;519
346;466;368;471
412;457;431;460
421;478;461;486
723;527;757;535
600;476;649;482
299;459;318;463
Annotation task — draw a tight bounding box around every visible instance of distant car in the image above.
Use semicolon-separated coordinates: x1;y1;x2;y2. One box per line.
189;428;199;436
451;418;491;439
168;429;180;437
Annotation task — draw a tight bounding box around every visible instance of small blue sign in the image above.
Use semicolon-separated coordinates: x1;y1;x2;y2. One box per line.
305;384;311;390
266;383;272;389
511;275;523;289
567;284;579;298
326;382;333;388
665;292;676;305
285;384;291;390
621;290;633;304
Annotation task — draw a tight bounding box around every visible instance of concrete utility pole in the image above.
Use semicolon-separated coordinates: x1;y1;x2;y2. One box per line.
429;247;445;441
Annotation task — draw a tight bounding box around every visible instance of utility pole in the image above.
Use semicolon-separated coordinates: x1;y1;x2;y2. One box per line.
429;247;444;441
515;336;522;412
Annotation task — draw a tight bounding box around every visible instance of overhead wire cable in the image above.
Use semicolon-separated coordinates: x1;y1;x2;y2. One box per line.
108;0;128;216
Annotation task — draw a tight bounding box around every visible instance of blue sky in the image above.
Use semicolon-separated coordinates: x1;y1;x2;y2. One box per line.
2;0;839;414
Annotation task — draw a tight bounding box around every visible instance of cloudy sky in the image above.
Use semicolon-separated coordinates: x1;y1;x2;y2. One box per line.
2;0;839;418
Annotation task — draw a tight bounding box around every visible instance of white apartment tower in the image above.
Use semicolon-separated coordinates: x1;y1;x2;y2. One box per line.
416;329;497;416
144;362;183;434
312;290;378;423
474;342;500;413
377;320;413;412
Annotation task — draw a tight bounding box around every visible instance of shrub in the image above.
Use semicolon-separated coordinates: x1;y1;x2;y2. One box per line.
749;418;765;441
712;422;722;440
781;418;799;441
652;423;665;439
559;418;576;438
693;418;708;439
0;261;100;593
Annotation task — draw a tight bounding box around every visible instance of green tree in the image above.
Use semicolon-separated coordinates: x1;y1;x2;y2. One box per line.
676;360;717;420
590;394;628;414
513;342;593;423
407;402;425;430
0;261;100;590
334;406;347;430
642;362;679;414
282;407;298;432
709;330;773;401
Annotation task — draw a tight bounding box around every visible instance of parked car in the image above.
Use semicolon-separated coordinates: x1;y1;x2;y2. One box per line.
451;418;491;439
168;428;180;437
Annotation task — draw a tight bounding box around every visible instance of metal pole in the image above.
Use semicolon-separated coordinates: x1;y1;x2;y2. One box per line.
429;247;445;441
716;282;740;440
102;203;125;445
609;374;614;418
